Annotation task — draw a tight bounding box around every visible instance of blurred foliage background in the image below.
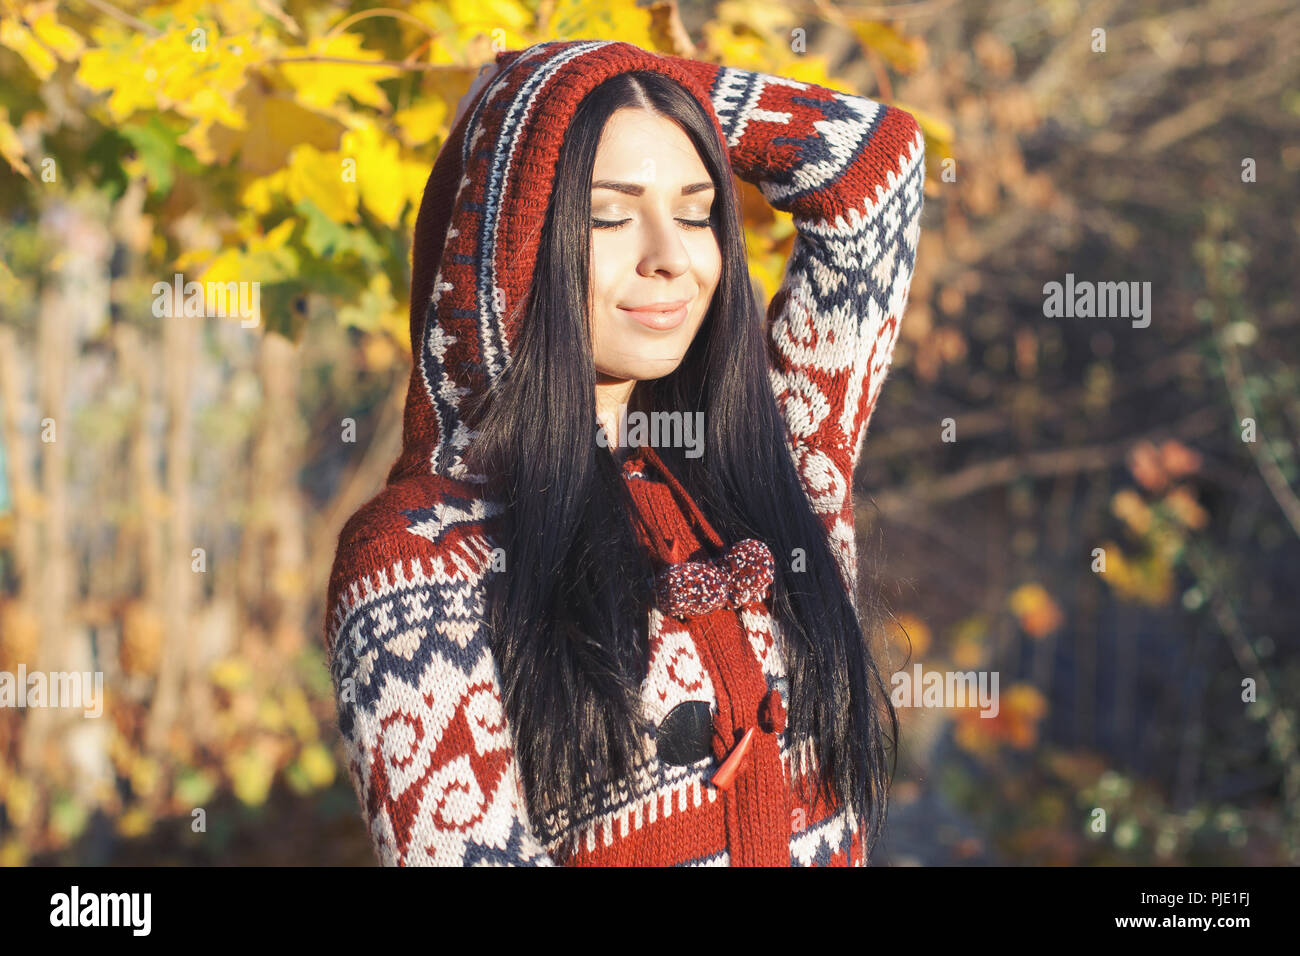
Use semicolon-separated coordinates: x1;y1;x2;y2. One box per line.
0;0;1296;866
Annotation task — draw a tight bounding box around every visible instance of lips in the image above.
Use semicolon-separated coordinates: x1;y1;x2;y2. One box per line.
621;299;691;312
619;298;691;331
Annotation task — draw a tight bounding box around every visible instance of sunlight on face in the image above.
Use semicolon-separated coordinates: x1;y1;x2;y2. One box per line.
588;108;722;387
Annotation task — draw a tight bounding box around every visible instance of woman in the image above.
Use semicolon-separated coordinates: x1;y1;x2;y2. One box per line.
325;39;925;866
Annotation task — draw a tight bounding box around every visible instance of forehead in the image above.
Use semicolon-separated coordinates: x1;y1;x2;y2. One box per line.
591;109;711;182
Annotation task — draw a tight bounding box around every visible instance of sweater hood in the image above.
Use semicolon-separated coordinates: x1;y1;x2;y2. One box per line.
387;39;729;487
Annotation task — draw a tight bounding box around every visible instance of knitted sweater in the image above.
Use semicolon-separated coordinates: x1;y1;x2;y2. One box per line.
323;39;925;866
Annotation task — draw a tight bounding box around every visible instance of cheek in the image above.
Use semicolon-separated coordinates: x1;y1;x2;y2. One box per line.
686;237;722;337
588;235;627;305
588;237;629;344
693;234;722;294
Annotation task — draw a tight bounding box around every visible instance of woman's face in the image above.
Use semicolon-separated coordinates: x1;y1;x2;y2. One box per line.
588;108;722;385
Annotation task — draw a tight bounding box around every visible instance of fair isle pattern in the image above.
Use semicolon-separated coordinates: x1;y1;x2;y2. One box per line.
706;66;927;602
329;555;860;865
324;39;924;866
424;39;626;481
459;42;606;403
326;513;553;866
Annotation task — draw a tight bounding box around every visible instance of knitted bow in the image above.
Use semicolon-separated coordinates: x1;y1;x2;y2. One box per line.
653;539;775;619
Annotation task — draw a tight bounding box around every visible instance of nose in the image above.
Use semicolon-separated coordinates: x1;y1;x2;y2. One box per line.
636;207;692;280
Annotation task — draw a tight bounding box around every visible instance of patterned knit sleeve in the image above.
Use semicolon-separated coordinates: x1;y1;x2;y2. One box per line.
712;66;924;467
674;58;925;593
325;530;556;867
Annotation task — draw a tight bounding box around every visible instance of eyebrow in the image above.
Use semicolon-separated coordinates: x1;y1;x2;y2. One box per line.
591;180;716;196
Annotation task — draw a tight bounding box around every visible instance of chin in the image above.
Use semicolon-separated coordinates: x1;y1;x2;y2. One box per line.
634;356;690;380
600;359;684;384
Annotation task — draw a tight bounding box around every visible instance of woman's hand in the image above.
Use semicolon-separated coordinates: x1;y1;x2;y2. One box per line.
452;62;503;130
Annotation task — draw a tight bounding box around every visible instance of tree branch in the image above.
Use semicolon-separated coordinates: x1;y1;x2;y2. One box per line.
867;404;1221;515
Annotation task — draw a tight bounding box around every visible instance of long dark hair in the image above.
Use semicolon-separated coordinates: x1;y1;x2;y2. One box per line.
463;69;898;861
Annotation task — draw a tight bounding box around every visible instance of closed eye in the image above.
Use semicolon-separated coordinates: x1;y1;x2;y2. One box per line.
591;217;712;231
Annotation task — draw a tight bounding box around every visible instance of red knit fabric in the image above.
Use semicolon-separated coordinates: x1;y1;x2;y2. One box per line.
323;39;924;866
621;445;796;867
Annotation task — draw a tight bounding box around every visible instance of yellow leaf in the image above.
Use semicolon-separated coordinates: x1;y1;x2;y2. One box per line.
402;160;431;213
184;86;245;132
285;144;360;223
131;31;255;163
448;0;536;32
780;57;841;91
191;219;295;330
0;20;57;80
279;33;401;114
1098;540;1174;607
77;46;159;122
227;742;276;807
0;115;32;180
210;656;252;691
394;99;449;148
711;0;798;37
342;126;407;226
213;0;263;33
296;742;336;789
548;0;655;45
1008;583;1064;638
849;20;927;73
0;838;27;866
702;22;772;67
380;300;412;355
195;247;245;286
281;685;318;742
74;46;119;92
894;102;954;159
129;753;162;798
257;218;297;251
1111;488;1152;535
257;697;286;732
143;0;208;22
115;806;152;839
2;775;36;826
30;11;84;61
235;92;344;175
159;34;250;116
241;169;289;215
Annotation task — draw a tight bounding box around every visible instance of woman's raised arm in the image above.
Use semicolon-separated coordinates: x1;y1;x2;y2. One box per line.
677;58;925;466
668;57;926;596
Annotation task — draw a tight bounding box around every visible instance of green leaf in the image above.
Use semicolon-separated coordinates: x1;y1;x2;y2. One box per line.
120;116;200;198
174;766;219;806
49;791;90;843
295;198;383;263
